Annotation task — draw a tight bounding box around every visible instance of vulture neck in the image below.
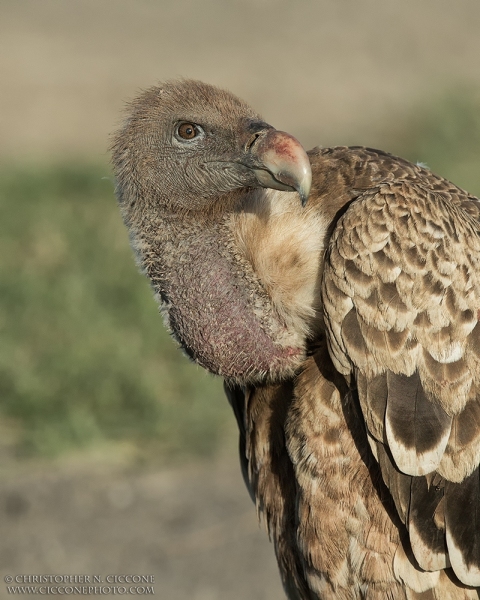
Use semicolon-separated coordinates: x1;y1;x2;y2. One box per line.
138;188;325;384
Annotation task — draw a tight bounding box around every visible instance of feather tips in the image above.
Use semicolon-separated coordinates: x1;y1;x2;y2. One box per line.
408;476;449;571
445;468;480;586
385;371;452;476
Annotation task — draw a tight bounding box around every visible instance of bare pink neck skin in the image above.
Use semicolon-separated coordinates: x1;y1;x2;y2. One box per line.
140;214;303;384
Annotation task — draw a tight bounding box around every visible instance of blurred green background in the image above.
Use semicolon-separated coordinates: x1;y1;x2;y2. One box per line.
1;0;480;465
0;163;232;461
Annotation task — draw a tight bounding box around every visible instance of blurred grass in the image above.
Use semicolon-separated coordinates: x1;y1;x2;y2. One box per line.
0;90;479;463
0;164;232;461
392;89;480;197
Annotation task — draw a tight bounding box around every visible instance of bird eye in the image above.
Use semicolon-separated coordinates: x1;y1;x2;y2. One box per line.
176;122;200;140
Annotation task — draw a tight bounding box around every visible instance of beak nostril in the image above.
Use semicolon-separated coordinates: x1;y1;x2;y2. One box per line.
246;133;261;152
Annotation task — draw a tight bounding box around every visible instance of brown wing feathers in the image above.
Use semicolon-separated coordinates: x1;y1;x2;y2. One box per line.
323;177;480;586
385;371;452;477
445;468;480;585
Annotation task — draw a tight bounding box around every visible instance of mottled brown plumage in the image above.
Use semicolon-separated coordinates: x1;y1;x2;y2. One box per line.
112;80;480;599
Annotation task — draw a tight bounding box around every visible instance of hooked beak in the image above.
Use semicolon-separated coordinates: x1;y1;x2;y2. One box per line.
246;128;312;206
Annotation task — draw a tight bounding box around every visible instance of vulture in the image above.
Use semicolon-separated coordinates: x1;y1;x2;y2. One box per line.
112;80;480;599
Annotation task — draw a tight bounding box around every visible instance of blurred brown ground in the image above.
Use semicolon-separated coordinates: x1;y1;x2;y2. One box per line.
1;1;480;598
0;453;283;599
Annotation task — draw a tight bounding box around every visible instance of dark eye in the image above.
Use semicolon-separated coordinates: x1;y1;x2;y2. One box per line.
177;122;199;140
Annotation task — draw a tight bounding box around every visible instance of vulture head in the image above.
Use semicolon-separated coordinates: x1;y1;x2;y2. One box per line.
112;80;320;384
113;80;311;216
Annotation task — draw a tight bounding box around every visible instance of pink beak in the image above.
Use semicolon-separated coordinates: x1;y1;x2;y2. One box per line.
250;129;312;206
